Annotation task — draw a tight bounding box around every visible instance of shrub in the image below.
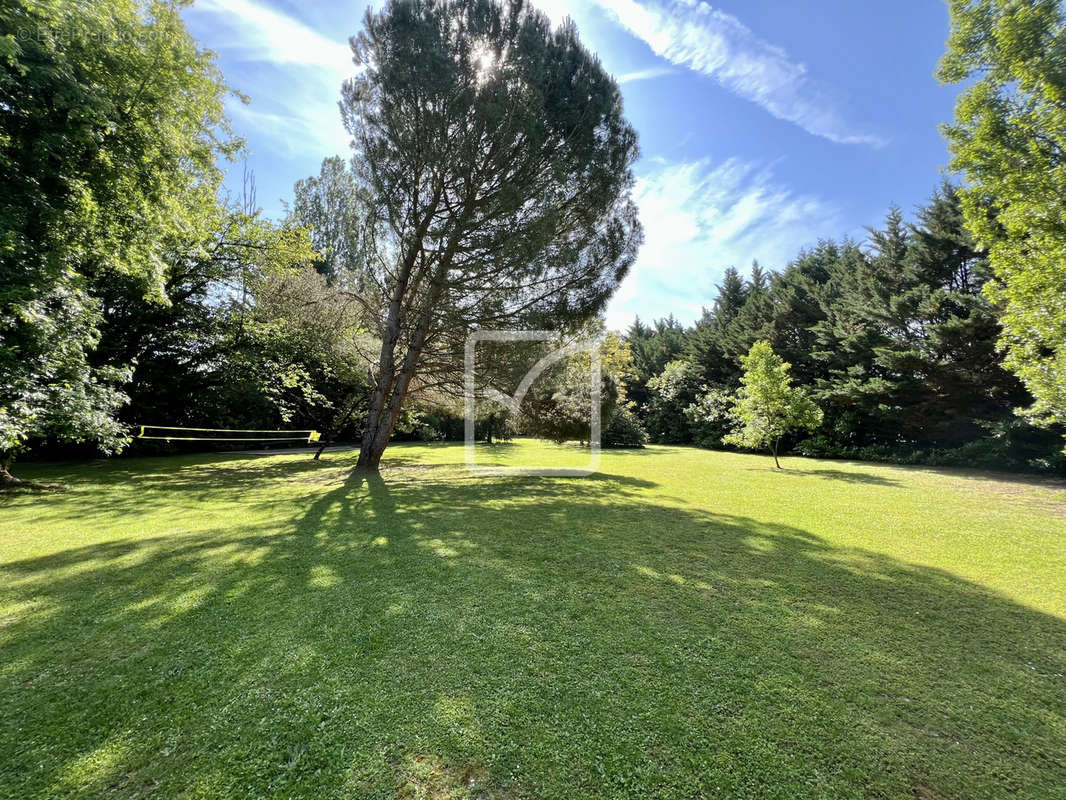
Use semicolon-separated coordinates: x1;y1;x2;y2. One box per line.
603;405;648;448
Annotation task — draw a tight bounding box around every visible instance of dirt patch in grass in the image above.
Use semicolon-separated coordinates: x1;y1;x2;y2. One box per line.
394;754;521;799
947;473;1066;518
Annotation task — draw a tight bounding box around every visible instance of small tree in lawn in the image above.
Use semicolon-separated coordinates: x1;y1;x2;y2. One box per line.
723;341;822;469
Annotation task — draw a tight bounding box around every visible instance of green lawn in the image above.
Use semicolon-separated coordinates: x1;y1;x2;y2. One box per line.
2;442;1064;799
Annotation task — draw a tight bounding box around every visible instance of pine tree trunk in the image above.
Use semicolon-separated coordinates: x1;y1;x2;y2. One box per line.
356;422;388;471
356;327;427;472
356;262;450;472
354;186;459;474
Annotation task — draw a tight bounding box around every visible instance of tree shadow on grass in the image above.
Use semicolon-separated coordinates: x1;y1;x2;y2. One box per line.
6;452;354;523
0;479;67;496
747;467;903;487
0;460;1063;799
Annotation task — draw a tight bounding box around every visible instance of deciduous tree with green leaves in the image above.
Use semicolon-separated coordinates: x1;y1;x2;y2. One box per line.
288;156;366;286
521;329;632;445
938;0;1066;446
722;341;823;469
243;263;374;459
0;0;238;482
644;359;703;444
623;315;686;411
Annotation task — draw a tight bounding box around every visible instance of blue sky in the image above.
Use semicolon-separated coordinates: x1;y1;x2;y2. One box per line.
183;0;959;330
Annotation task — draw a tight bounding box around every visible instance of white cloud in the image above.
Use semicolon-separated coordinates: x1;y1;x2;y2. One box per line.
617;65;677;84
528;0;575;28
195;0;352;73
605;157;842;330
593;0;886;147
186;0;358;161
227;100;350;161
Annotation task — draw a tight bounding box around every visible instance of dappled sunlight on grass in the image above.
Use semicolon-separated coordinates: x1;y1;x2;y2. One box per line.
53;734;136;798
633;564;716;591
308;565;343;589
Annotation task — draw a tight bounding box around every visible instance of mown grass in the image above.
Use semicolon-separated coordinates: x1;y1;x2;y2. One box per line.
1;441;1064;799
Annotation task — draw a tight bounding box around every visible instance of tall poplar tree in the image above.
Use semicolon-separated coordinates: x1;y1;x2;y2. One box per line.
289;157;365;286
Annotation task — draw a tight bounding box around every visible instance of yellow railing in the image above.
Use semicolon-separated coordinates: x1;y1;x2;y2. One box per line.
136;426;321;443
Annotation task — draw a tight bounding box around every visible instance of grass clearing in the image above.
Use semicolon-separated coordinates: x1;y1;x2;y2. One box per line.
2;441;1064;798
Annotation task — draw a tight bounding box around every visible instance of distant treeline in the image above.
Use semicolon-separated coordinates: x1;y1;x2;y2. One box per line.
20;180;1064;474
619;184;1064;473
6;0;1066;479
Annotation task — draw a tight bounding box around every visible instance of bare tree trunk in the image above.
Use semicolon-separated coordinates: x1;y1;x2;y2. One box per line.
356;414;392;471
355;182;445;472
314;391;362;460
355;327;425;471
771;439;781;469
356;319;431;471
357;363;403;471
0;451;20;487
356;256;452;472
358;290;411;470
355;184;468;473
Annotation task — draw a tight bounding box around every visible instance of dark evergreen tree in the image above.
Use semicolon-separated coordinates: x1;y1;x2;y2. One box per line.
686;267;748;386
876;186;1030;446
714;267;750;326
809;214;908;447
805;188;1053;458
761;241;842;386
625;185;1062;470
720;261;776;360
623;315;686;411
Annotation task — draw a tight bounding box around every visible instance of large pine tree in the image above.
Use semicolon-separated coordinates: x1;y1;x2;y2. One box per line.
342;0;642;471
